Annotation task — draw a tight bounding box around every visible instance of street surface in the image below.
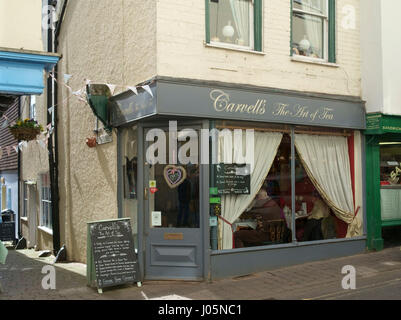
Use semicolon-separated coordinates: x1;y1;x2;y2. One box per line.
1;243;401;300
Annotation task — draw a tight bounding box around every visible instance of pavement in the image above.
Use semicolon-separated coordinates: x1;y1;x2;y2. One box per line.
1;242;401;301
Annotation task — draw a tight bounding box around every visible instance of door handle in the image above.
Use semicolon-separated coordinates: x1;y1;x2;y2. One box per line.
144;187;148;200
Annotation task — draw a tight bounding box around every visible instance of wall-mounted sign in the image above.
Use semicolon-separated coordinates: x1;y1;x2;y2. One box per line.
214;163;250;195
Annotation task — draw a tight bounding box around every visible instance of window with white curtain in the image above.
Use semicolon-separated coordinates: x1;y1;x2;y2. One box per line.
40;173;52;230
22;182;28;218
292;0;330;60
208;0;255;50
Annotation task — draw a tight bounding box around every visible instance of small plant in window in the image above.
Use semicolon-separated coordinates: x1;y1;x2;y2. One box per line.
9;118;44;141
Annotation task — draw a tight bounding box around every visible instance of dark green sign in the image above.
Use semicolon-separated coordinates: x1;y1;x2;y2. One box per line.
214;163;251;195
366;113;401;135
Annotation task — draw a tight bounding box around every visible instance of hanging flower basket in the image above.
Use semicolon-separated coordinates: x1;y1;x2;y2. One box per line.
9;119;43;141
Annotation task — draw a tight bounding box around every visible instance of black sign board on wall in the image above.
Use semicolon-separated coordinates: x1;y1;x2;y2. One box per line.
214;163;251;195
87;218;141;293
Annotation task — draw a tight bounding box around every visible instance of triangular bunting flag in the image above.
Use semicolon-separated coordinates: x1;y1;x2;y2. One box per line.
13;145;19;153
63;74;72;84
142;85;153;97
127;86;138;95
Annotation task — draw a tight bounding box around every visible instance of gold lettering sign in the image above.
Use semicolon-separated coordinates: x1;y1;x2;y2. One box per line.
210;89;266;115
209;89;335;122
164;233;184;240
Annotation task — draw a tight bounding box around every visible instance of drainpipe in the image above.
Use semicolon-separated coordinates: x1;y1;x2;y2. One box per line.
47;0;68;255
17;97;21;240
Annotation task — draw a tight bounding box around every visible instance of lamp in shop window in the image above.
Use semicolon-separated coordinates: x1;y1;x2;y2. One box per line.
299;35;311;54
222;20;235;42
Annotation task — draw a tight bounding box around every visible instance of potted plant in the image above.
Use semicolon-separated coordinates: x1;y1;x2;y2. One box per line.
9;119;44;141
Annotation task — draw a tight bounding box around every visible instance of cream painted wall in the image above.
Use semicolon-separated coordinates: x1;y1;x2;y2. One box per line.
20;92;53;252
56;0;156;263
381;0;401;115
0;0;43;51
157;0;361;97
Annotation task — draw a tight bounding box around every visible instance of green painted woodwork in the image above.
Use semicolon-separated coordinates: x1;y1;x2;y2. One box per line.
366;113;401;135
328;0;336;63
365;116;401;250
365;135;384;251
205;0;263;52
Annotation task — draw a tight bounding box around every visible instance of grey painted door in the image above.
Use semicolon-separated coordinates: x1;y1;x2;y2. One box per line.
144;127;203;280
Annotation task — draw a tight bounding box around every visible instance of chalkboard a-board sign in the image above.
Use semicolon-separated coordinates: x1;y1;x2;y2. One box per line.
214;163;251;195
87;218;141;293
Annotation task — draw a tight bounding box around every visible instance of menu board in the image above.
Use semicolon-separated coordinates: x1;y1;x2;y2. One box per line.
214;163;251;195
88;219;140;290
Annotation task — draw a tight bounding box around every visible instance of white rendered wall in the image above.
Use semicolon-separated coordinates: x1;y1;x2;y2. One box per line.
361;0;401;115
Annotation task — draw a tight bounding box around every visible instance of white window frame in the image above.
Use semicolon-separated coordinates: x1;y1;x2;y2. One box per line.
39;173;52;230
209;0;255;52
22;182;28;218
29;95;37;121
292;0;329;62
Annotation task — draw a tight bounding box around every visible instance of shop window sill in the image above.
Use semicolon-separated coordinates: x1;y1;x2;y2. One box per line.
291;55;339;68
205;42;266;56
37;225;53;236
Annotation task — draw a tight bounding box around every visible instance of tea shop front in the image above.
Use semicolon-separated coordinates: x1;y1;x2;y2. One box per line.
108;77;366;280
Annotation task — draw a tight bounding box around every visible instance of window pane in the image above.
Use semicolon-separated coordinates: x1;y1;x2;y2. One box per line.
233;134;293;248
295;150;343;242
292;12;324;59
209;0;251;47
293;0;327;15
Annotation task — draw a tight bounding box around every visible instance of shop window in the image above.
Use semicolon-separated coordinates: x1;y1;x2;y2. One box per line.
206;0;263;51
291;0;336;62
213;123;359;251
40;173;52;230
294;151;343;242
232;134;293;249
379;142;401;223
120;126;139;247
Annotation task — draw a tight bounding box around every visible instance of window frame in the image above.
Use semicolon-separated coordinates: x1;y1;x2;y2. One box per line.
29;95;37;121
39;173;52;230
205;0;263;52
291;0;336;63
22;182;28;218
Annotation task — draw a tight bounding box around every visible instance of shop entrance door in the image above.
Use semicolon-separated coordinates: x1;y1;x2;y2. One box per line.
143;126;203;280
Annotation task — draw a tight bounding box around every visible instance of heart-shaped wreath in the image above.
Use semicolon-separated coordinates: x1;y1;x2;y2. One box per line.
163;165;187;189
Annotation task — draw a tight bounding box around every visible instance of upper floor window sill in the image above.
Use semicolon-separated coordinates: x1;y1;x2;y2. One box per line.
205;42;266;56
291;55;339;68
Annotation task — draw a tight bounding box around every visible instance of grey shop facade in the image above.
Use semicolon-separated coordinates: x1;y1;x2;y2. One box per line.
107;77;367;281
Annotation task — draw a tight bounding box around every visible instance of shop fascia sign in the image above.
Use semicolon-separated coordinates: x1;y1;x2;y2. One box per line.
155;81;365;129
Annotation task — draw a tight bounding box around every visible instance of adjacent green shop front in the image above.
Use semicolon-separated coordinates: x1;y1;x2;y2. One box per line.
366;113;401;251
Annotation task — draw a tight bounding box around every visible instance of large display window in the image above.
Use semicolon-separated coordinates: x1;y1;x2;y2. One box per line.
379;142;401;224
213;122;362;250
